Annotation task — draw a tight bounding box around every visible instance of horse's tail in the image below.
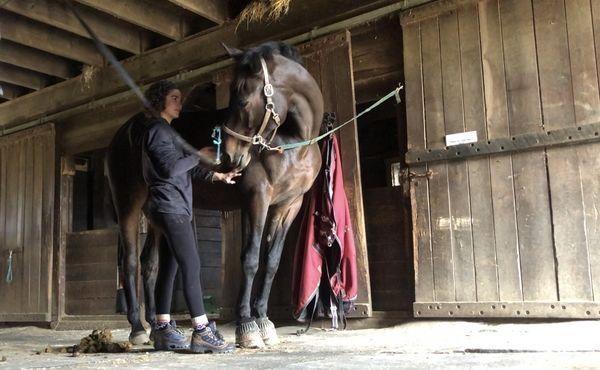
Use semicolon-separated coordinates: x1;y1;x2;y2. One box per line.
103;158;119;226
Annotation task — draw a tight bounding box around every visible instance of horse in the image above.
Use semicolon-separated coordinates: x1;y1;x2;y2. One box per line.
105;41;324;348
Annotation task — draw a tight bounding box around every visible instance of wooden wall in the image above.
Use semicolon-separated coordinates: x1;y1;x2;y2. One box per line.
65;229;118;315
0;124;55;321
403;0;600;317
195;209;222;309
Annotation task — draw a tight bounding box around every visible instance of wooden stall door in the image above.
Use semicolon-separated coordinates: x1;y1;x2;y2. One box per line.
297;31;372;317
215;31;372;318
0;124;55;322
402;0;600;319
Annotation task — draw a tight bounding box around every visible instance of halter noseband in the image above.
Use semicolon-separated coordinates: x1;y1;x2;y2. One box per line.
222;57;283;152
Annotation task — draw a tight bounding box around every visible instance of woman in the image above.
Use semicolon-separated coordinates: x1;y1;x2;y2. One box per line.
142;80;238;353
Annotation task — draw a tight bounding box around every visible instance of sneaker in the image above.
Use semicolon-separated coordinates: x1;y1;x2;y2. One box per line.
191;324;235;354
153;320;189;351
207;321;224;342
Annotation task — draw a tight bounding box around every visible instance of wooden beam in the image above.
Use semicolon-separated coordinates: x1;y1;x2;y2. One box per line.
2;0;149;54
0;0;430;132
75;0;190;40
168;0;229;24
0;12;103;65
0;83;28;100
0;63;50;90
0;41;75;79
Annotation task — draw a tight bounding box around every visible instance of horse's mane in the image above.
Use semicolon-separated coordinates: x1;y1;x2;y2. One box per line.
235;41;302;78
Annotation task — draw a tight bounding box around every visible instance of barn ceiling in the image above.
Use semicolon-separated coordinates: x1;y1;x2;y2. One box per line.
0;0;245;104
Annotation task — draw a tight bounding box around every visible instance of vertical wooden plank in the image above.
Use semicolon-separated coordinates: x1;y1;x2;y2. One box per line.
0;145;6;312
44;132;56;313
439;9;476;302
321;32;371;312
534;0;593;301
421;17;455;302
5;140;20;311
336;36;372;313
34;135;45;311
57;156;75;322
566;0;600;302
13;140;26;310
501;0;557;301
479;0;523;302
220;210;242;315
459;3;499;302
21;138;34;311
403;22;434;303
588;0;600;302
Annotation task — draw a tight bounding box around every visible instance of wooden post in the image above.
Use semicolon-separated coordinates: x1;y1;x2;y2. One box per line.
51;156;74;327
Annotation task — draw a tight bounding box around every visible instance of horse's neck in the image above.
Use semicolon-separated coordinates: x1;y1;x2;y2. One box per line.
281;82;323;142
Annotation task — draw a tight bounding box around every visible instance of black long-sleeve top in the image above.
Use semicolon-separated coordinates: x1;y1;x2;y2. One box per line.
142;118;213;219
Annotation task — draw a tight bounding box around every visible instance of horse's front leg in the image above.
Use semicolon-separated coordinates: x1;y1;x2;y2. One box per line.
254;196;304;346
235;191;270;349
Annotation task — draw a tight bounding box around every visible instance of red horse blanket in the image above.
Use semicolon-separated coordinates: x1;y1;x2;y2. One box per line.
291;134;357;323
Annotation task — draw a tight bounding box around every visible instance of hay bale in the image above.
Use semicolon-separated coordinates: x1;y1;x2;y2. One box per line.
237;0;291;26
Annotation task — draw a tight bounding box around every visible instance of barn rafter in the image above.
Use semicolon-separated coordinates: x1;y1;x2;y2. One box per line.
0;0;237;102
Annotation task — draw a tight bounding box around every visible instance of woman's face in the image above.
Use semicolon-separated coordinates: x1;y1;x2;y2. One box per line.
161;89;182;122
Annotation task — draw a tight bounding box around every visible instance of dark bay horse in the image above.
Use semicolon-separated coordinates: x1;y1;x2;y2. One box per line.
106;41;323;348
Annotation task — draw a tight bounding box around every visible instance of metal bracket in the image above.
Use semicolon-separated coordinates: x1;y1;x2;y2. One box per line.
414;301;600;319
406;122;600;165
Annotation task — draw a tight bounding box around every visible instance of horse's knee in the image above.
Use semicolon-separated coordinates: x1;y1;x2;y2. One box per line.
123;257;138;276
242;254;259;276
265;259;280;277
141;262;158;279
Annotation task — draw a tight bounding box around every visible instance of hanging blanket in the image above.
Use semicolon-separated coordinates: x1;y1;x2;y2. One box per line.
291;134;357;326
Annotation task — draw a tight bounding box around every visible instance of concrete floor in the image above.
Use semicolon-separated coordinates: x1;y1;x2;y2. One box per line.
1;319;600;369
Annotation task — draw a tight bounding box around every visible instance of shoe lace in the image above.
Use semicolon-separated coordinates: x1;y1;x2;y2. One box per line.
168;321;186;337
202;328;225;346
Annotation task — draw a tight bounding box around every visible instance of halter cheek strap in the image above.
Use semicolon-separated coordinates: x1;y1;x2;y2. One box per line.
222;57;283;152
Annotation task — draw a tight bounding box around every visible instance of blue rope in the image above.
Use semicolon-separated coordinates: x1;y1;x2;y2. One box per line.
5;250;13;283
212;126;222;164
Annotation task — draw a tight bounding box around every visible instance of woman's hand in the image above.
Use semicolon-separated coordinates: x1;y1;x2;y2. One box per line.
212;170;242;184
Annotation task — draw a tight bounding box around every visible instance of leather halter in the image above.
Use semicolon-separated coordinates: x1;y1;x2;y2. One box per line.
222;57;283;152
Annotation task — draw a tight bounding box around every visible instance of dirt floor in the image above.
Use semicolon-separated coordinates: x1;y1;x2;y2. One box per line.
1;319;600;369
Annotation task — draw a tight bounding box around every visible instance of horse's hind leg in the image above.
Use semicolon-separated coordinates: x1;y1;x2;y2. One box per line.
236;191;270;349
140;224;160;329
119;210;149;345
254;196;304;346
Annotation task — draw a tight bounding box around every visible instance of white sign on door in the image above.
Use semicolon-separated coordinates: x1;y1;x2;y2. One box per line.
445;131;478;146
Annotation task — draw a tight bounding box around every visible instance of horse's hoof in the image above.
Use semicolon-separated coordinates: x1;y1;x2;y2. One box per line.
256;317;278;346
235;320;265;349
129;330;149;345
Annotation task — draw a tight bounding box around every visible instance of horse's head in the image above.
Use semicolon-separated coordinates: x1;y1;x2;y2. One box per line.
220;41;315;171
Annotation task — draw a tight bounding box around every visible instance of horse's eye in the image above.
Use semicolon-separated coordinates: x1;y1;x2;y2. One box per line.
238;100;248;108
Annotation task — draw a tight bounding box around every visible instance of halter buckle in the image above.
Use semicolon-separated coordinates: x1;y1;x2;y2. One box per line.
252;135;265;145
264;83;274;97
265;102;275;111
272;112;281;125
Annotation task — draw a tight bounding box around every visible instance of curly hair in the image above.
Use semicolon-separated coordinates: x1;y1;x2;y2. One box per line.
144;80;178;114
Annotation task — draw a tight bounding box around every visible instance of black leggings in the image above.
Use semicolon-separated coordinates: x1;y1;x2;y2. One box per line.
149;212;205;318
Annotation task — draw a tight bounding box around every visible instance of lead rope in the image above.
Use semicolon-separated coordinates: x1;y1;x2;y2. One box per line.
275;84;403;152
5;250;13;283
211;126;222;164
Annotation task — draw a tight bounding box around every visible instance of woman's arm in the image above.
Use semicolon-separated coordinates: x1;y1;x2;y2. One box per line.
145;124;199;178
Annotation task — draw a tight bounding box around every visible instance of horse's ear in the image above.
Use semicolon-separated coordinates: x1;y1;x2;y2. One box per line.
221;43;243;59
